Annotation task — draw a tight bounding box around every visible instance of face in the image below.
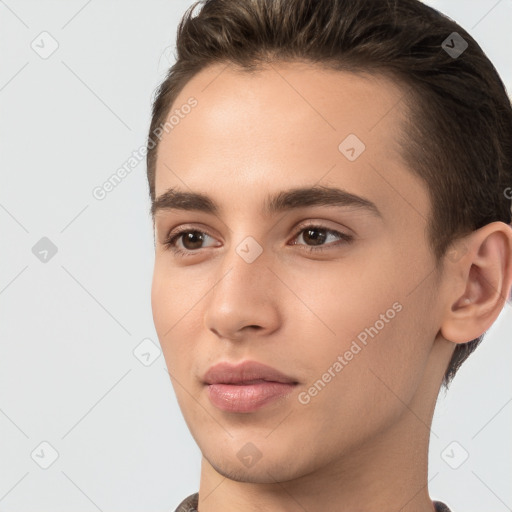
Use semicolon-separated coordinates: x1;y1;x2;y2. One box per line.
151;61;446;483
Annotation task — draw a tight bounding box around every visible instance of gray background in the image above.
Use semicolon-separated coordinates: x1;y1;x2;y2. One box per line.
0;1;510;510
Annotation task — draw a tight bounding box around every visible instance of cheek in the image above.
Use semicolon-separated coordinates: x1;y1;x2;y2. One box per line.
151;265;192;373
293;303;432;453
286;257;398;345
290;252;433;398
151;261;197;332
151;266;171;338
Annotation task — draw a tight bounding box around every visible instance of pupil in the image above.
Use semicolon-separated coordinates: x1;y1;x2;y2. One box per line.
305;228;326;246
184;232;203;250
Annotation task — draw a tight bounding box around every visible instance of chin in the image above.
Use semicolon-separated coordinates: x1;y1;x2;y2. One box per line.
207;455;302;484
202;438;314;484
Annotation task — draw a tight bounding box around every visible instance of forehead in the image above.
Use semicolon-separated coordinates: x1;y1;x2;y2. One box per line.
153;61;428;222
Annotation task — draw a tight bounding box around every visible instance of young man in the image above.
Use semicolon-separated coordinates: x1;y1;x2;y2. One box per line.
146;0;512;510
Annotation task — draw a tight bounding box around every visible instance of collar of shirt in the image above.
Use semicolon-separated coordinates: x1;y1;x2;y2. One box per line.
173;492;453;511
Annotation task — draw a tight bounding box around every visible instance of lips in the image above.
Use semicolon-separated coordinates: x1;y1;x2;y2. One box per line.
203;360;298;385
203;360;299;413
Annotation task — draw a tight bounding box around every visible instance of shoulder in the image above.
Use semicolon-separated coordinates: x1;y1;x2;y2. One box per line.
434;500;453;512
174;492;199;512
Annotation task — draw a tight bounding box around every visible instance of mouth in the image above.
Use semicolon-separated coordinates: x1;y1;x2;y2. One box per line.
205;380;298;413
202;360;299;413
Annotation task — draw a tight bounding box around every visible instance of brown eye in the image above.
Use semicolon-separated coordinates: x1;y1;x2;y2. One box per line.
179;231;206;250
301;227;328;246
163;229;217;256
292;224;353;251
163;223;353;258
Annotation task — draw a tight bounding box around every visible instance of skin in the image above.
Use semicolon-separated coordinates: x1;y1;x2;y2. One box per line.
150;61;512;512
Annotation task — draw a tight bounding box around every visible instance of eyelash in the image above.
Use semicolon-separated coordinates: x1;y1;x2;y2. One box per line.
162;223;353;258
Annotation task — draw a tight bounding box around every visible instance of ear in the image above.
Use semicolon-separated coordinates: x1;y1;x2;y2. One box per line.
440;222;512;344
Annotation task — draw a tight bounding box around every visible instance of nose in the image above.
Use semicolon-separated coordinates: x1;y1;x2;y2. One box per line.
203;239;281;342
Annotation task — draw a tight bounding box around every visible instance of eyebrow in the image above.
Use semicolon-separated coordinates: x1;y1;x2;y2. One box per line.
150;185;382;219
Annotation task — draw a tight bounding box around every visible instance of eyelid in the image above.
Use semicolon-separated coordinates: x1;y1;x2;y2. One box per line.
162;222;218;243
163;219;354;257
292;218;354;238
164;218;353;240
164;224;220;251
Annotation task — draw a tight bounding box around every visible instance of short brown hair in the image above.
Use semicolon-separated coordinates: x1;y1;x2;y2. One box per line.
146;0;512;387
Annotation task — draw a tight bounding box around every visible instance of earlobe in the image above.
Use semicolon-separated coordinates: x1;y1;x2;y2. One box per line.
440;222;512;344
